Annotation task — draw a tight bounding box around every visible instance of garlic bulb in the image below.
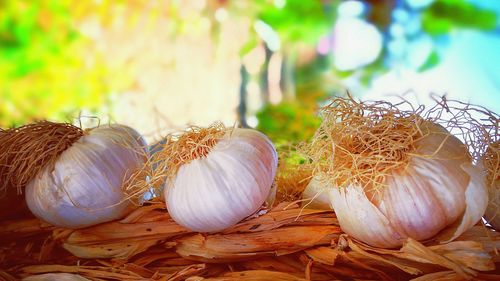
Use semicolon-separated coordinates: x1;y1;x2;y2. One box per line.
25;124;147;228
301;174;332;209
306;95;490;248
164;127;278;232
328;122;488;248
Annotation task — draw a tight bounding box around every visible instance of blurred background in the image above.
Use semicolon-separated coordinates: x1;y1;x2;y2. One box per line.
1;0;499;144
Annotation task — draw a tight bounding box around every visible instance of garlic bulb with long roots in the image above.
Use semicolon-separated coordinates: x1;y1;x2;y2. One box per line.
146;123;278;232
0;122;147;228
307;96;488;248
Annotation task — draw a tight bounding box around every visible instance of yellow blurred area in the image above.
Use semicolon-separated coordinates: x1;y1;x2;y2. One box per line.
0;0;253;141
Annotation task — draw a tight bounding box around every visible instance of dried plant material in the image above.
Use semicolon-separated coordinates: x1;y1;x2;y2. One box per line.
0;121;84;194
0;270;17;281
160;123;226;178
410;271;465;281
307;94;425;191
274;145;313;204
305;247;341;266
195;270;307;281
306;93;499;192
453;225;500;257
62;206;190;259
483;141;500;229
410;271;500;281
22;273;91;281
20;265;153;281
237;256;305;275
1;203;499;280
176;225;341;262
127;123;226;194
424;96;499;163
168;264;208;281
0;218;54;239
427;241;494;271
347;238;423;275
346;236;495;279
0;122;83;220
53;204;338;260
483;141;500;189
222;205;336;234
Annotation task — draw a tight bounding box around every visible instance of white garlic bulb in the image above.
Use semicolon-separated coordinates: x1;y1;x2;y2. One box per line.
327;122;488;248
164;128;278;232
26;124;147;228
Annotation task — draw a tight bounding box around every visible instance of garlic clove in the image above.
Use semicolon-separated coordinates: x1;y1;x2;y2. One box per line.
436;163;488;243
302;174;332;209
377;157;467;242
329;184;405;248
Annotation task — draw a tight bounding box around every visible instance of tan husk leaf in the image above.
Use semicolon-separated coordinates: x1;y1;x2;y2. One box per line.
197;270;307;281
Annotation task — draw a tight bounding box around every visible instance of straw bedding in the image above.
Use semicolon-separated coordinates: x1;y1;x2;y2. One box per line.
1;200;498;281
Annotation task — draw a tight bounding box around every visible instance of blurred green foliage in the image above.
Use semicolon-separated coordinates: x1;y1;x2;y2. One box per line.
256;0;335;45
252;1;335;143
422;0;498;35
0;1;130;127
256;100;321;144
257;56;330;143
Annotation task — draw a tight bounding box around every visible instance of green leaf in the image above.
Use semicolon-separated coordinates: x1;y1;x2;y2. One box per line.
418;51;440;72
239;34;259;57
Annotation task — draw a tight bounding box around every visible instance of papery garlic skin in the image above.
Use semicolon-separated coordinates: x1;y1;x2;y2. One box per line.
165;128;278;232
302;174;332;209
26;125;147;229
328;122;488;248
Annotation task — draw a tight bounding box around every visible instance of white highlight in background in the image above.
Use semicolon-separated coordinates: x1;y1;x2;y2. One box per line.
332;17;383;71
268;52;283;105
